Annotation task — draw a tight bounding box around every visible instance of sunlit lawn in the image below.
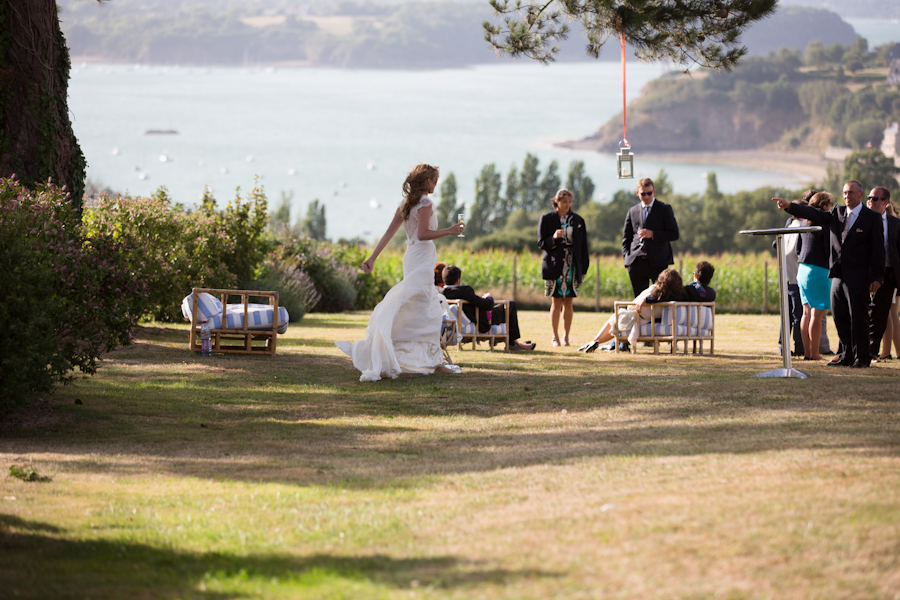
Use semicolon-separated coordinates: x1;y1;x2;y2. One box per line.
1;310;899;599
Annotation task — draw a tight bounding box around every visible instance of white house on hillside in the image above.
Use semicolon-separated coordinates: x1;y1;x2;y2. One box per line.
882;121;900;167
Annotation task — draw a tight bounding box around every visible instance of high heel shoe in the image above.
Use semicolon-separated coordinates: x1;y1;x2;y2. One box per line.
578;341;600;353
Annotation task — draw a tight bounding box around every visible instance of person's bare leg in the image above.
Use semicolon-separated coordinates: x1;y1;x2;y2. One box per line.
808;308;824;360
550;297;562;346
879;307;898;360
562;298;574;345
800;305;813;359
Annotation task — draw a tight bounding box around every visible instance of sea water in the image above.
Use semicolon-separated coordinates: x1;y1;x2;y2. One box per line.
68;61;806;241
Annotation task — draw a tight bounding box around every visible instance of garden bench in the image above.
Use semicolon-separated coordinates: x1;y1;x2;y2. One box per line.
612;301;715;355
183;288;288;356
445;298;511;351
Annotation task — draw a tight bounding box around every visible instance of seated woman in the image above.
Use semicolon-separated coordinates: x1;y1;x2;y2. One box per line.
577;268;688;353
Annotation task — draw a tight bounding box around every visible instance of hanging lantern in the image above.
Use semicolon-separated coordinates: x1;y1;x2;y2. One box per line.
617;142;634;179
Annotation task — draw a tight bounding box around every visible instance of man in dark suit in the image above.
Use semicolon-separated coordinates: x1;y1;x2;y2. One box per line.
623;177;680;297
440;265;535;351
774;180;885;368
866;187;900;358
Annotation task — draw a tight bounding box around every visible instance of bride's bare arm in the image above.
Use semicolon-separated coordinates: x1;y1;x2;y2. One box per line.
362;210;403;274
416;204;464;241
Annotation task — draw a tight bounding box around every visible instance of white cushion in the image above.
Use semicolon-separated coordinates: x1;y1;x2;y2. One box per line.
181;292;223;324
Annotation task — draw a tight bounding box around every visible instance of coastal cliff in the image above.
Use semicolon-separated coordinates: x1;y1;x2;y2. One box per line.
559;74;805;153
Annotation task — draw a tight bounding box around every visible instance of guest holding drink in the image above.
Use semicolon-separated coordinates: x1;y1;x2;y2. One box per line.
538;188;589;347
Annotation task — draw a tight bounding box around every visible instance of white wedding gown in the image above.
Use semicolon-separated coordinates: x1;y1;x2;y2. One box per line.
335;196;445;382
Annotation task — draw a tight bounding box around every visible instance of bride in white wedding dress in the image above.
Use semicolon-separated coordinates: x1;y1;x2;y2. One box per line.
335;164;465;382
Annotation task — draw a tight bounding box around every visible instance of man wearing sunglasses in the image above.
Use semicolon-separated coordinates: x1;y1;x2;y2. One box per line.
866;187;900;359
773;180;884;368
622;178;680;297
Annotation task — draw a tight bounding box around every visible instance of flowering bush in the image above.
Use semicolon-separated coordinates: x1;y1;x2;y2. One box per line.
0;178;146;412
83;184;274;321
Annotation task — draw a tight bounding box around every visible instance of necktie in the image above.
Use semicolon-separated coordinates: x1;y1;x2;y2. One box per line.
643;206;650;227
842;211;855;243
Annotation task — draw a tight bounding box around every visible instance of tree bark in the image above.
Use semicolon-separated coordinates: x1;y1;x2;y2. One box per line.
0;0;85;212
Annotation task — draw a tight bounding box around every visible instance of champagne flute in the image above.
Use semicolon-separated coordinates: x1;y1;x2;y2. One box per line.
457;213;465;238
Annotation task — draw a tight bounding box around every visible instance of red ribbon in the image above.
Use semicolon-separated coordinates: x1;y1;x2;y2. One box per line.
621;31;628;146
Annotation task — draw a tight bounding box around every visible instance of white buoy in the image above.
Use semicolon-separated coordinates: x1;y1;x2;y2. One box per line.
369;198;380;209
340;181;347;187
137;172;147;180
111;147;121;156
287;168;297;175
220;167;228;174
246;155;254;162
367;162;376;170
159;154;170;163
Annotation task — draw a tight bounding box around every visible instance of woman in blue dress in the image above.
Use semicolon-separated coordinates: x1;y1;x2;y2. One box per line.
796;191;833;361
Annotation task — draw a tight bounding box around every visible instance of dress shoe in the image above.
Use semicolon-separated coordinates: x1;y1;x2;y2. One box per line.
578;341;600;353
850;360;870;368
826;359;851;367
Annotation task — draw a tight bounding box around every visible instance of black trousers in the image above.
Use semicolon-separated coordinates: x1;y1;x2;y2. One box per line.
869;267;897;356
832;277;872;364
779;283;804;356
489;301;522;342
627;257;665;298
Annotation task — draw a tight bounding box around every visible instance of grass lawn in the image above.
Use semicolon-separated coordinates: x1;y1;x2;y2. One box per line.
1;310;899;599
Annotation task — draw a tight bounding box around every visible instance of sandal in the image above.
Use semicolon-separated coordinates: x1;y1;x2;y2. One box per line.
563;337;570;347
551;338;561;347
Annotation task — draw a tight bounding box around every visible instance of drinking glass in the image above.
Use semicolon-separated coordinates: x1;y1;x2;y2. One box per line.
457;213;465;238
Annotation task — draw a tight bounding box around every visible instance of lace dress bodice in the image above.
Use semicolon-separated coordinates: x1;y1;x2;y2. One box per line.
404;196;439;244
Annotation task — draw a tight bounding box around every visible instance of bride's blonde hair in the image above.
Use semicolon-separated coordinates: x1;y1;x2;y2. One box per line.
400;163;439;221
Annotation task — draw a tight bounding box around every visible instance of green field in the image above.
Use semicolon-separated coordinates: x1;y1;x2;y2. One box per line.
381;250;782;312
1;311;899;599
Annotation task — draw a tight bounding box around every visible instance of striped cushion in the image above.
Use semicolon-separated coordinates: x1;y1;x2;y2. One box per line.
689;306;714;331
639;324;688;337
181;292;223;323
689;328;714;338
448;304;476;335
224;304;290;334
655;305;688;326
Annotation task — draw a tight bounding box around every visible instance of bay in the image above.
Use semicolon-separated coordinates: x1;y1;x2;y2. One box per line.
69;61;805;241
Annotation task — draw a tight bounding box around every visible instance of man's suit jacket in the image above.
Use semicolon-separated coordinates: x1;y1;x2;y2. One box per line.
622;199;679;270
786;202;885;289
441;285;494;334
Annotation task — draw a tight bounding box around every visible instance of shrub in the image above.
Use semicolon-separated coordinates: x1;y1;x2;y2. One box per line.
83;190;237;321
276;236;357;313
250;257;321;321
0;178;145;413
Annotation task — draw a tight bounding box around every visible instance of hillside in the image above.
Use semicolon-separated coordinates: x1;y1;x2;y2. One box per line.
562;43;900;154
60;1;858;68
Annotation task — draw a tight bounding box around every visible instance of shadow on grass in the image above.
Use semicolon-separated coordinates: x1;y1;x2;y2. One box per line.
0;517;556;599
4;323;900;489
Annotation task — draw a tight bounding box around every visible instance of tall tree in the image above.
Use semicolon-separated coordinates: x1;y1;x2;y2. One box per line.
565;160;595;208
1;0;87;211
539;159;561;206
300;199;327;241
468;164;502;237
436;172;462;229
504;164;520;212
519;153;541;213
484;0;778;70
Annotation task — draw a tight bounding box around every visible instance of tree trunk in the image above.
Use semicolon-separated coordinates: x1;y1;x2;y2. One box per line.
0;0;85;212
